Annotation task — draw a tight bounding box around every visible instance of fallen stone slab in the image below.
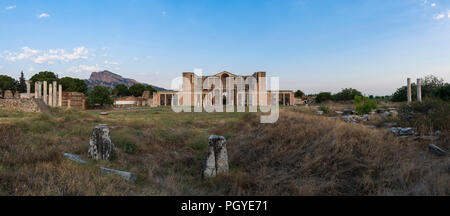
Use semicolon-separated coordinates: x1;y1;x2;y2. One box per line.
383;122;397;127
315;110;324;115
343;109;353;115
429;144;446;156
99;167;137;182
420;136;439;141
63;153;87;164
335;111;343;115
391;127;417;136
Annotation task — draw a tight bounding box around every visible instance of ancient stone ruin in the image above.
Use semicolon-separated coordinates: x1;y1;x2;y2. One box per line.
407;78;423;104
88;124;115;161
202;135;229;179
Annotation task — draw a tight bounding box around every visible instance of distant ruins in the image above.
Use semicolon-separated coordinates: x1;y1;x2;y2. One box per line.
153;71;298;107
0;80;86;112
407;78;423;104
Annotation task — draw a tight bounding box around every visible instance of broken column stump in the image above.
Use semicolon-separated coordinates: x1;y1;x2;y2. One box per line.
88;124;115;161
202;135;229;179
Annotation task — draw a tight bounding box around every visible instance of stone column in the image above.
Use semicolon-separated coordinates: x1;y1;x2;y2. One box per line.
417;79;422;102
34;82;37;98
58;84;62;107
43;81;48;104
407;78;412;104
26;80;31;98
53;81;57;107
202;135;229;179
48;84;53;107
38;82;42;99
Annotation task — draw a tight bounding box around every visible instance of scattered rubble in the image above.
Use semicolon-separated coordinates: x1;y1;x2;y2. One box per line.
420;136;439;141
315;111;324;115
63;153;87;164
343;109;353;115
383;122;397;127
428;144;447;156
99;167;137;182
391;127;417;136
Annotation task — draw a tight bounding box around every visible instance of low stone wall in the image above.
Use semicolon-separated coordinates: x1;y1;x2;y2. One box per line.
0;99;43;113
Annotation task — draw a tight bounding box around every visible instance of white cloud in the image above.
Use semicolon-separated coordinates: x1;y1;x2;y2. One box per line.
162;10;167;15
5;5;16;10
448;10;450;18
38;13;50;19
433;13;445;20
29;66;35;73
68;64;100;73
4;46;89;64
104;60;119;65
431;3;436;7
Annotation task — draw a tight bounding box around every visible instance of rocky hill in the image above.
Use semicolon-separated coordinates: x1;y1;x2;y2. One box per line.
84;70;167;91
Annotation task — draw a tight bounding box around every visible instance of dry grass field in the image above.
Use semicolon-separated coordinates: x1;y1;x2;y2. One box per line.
0;105;448;196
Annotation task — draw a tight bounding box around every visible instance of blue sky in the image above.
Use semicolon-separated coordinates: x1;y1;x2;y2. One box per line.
0;0;449;95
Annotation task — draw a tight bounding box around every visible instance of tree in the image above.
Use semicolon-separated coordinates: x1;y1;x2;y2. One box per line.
391;84;418;102
129;84;146;97
59;77;88;94
86;86;113;108
316;92;332;103
0;75;18;91
29;71;59;92
391;75;445;102
145;85;157;95
422;75;445;98
112;84;130;97
433;83;450;101
332;88;362;101
18;71;27;93
294;90;304;98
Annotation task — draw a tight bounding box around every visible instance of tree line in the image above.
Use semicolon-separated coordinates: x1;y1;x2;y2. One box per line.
294;75;449;103
0;71;158;108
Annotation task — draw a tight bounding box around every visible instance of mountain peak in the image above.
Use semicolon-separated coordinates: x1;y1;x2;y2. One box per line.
84;71;166;91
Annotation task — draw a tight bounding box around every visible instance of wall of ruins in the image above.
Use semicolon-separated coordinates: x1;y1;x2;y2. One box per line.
62;92;86;110
0;99;42;113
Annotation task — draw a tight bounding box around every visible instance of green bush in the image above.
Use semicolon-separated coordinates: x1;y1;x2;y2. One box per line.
316;92;332;103
399;98;450;133
354;95;378;114
319;105;330;114
433;83;450;101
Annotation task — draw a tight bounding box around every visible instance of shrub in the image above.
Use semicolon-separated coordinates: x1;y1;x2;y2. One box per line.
316;92;332;103
433;83;450;101
319;105;330;114
354;95;378;114
399;97;450;133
